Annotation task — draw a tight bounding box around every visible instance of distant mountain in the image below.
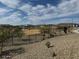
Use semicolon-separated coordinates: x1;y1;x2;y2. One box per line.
58;23;79;27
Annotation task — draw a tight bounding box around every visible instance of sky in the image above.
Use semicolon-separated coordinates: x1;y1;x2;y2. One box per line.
0;0;79;25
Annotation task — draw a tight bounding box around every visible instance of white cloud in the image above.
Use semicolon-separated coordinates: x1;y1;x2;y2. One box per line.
58;0;79;14
0;8;8;15
59;17;79;24
19;4;32;15
0;8;12;17
0;12;23;25
0;0;20;8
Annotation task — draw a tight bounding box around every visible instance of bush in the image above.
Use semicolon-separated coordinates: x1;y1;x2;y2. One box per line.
45;42;51;48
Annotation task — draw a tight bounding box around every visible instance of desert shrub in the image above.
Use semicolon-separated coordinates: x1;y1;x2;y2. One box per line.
45;42;51;48
52;52;57;57
45;41;54;48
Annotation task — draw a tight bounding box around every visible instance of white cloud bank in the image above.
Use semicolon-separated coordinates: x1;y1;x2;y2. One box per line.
19;0;79;24
0;0;79;25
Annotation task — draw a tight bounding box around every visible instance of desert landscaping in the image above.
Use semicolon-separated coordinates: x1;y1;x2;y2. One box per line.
0;24;79;59
10;33;79;59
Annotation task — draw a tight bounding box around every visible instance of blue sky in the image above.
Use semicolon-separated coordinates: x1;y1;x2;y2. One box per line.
0;0;79;25
20;0;61;6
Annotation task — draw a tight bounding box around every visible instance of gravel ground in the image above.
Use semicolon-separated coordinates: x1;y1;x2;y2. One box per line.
6;33;79;59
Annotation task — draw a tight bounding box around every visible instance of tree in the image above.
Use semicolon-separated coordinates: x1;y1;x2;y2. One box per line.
9;27;23;45
40;25;51;40
0;28;10;55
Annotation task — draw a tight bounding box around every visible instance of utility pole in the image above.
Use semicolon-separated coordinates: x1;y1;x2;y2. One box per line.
72;18;74;27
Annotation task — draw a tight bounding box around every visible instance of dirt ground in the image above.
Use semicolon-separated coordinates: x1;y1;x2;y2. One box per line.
7;33;79;59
